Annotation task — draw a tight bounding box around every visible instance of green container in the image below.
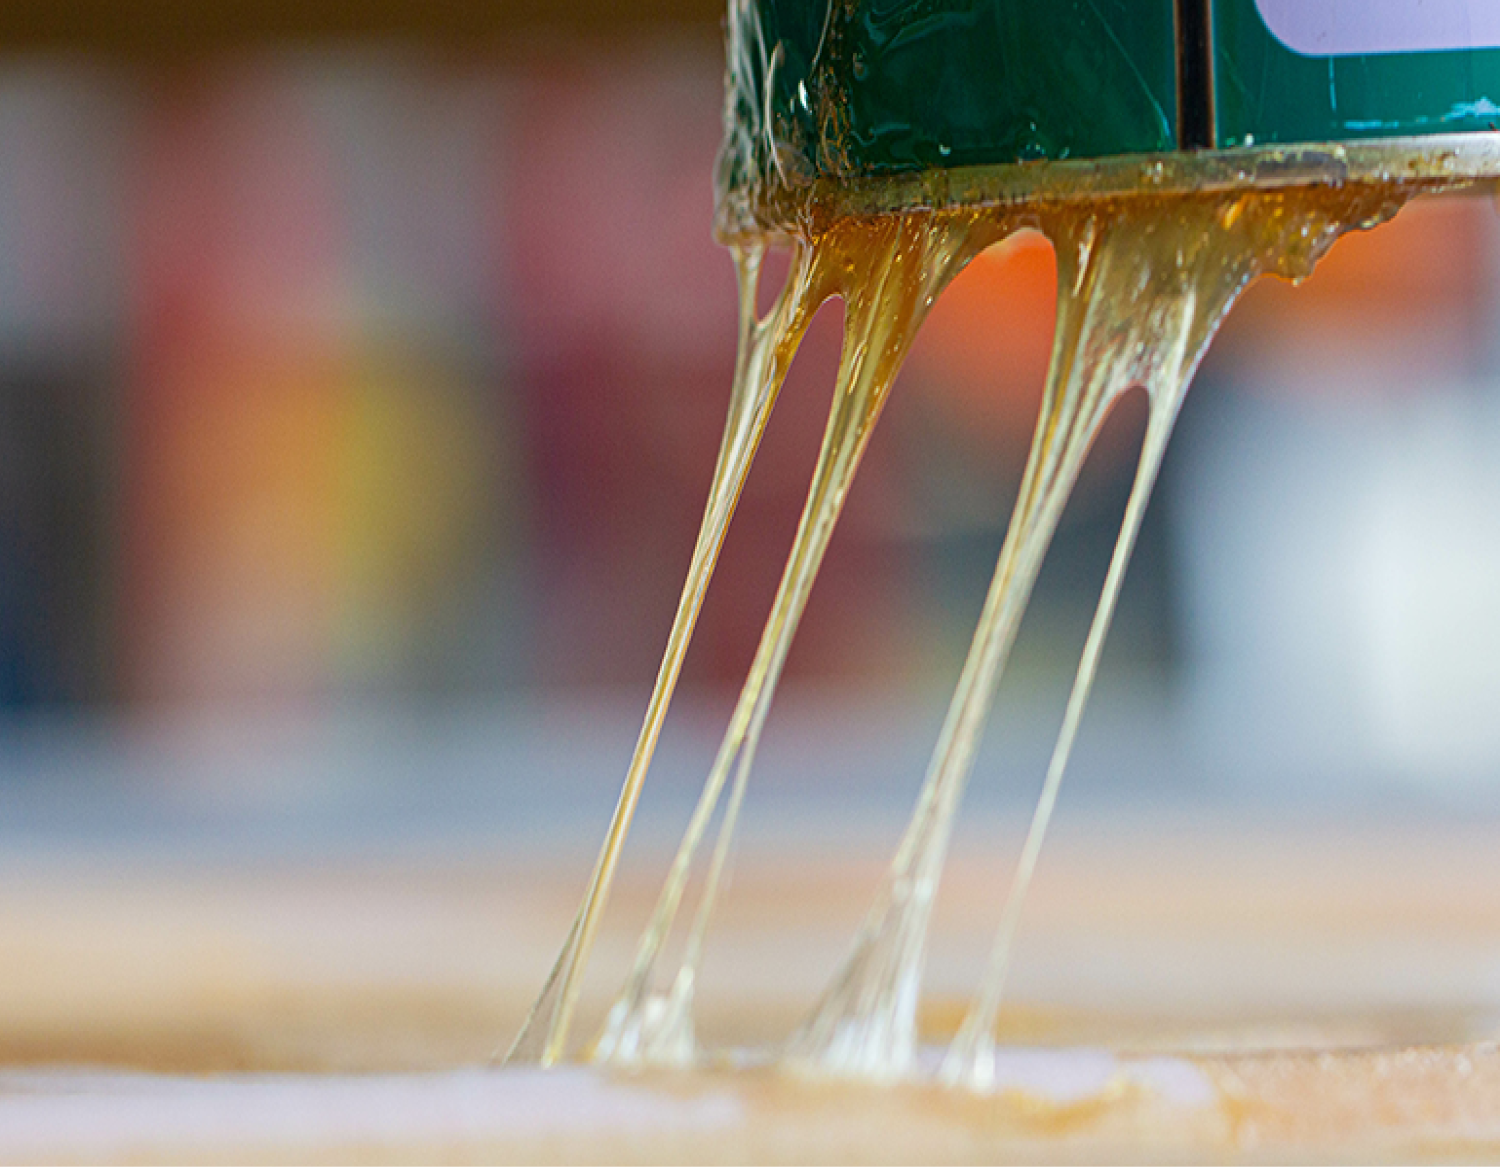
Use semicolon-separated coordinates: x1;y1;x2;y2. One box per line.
720;0;1500;204
1214;1;1500;147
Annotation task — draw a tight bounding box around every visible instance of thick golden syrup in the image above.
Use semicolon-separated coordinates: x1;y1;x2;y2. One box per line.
593;211;1004;1066
505;240;827;1066
791;186;1411;1089
512;180;1417;1084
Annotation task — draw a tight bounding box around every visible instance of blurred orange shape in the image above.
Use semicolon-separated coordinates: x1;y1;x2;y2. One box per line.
909;231;1057;441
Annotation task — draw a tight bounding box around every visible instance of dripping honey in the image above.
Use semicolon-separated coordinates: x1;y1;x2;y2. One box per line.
512;164;1491;1087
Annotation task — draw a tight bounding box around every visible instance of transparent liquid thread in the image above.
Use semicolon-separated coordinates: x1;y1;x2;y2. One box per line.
595;211;998;1066
505;239;825;1065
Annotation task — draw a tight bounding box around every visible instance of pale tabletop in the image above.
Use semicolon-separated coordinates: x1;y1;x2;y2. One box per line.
1;699;1498;1162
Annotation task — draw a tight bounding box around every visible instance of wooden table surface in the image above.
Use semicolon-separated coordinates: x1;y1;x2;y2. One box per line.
4;810;1500;1162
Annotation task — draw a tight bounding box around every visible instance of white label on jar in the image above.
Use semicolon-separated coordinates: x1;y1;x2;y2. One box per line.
1256;0;1500;56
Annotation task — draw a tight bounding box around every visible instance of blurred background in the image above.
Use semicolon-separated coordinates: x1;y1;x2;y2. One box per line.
1;0;1499;1076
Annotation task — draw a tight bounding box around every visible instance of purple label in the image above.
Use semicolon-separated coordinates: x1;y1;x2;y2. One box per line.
1256;0;1500;56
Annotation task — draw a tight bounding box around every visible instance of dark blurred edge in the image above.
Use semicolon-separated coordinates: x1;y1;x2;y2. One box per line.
0;0;724;54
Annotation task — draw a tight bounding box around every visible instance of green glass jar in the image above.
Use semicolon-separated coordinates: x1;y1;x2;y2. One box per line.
717;0;1500;234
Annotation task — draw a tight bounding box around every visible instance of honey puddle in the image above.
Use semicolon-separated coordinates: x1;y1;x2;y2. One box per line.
510;183;1410;1089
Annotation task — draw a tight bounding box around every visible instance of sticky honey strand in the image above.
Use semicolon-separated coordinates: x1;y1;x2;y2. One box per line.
790;185;1411;1086
594;210;1005;1065
513;177;1433;1084
504;238;827;1066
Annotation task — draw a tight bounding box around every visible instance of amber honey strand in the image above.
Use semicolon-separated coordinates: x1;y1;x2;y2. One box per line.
945;189;1414;1088
505;239;821;1065
788;212;1129;1077
670;212;995;1021
595;213;993;1065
